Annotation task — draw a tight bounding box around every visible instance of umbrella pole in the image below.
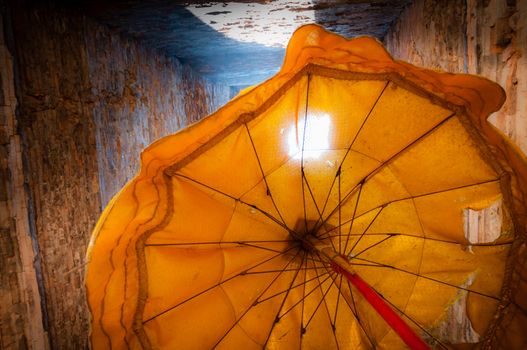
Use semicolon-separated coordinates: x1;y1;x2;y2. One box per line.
307;238;431;350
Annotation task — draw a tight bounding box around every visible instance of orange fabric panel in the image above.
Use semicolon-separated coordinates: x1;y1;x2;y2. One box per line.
86;25;527;349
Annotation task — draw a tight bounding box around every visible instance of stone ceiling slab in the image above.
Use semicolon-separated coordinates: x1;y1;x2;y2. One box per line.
80;1;411;87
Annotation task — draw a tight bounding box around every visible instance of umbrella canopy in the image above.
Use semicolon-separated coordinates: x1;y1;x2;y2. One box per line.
86;25;527;349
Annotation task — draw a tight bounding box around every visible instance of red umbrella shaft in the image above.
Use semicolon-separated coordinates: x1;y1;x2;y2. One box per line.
331;262;431;350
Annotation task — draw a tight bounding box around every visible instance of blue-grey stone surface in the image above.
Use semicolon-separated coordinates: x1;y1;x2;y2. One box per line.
81;1;411;88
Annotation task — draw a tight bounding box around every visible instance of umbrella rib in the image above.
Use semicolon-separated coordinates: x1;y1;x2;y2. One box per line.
211;249;303;349
315;80;390;229
342;180;365;254
338;169;342;255
277;266;333;321
301;74;312;235
346;279;377;349
316;178;500;240
300;251;308;348
146;241;294;257
320;232;514;247
294;273;335;326
330;232;514;249
235;241;290;254
244;123;292;232
144;239;294;247
302;171;325;224
261;251;308;348
173;172;291;233
256;264;329;305
310;253;337;319
351;234;396;259
360;279;449;349
142;246;299;324
301;172;339;252
346;205;386;257
332;274;343;334
513;301;527;317
304;256;333;266
351;257;501;301
290;253;330;269
316;111;457;232
304;253;339;346
309;277;340;350
318;261;376;348
242;265;327;275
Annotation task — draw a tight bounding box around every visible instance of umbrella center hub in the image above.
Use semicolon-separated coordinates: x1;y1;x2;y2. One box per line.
292;219;337;256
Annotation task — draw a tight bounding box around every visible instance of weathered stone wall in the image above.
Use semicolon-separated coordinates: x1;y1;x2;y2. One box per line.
0;12;47;350
7;4;103;349
1;2;229;349
87;23;229;206
384;0;527;155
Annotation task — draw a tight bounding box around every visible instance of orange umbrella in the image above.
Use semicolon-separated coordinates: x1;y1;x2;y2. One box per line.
86;25;527;349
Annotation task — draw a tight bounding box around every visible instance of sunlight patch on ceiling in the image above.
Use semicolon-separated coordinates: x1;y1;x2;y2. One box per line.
186;1;316;48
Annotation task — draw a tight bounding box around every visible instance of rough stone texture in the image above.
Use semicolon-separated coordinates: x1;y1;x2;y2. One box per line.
8;4;103;349
2;1;228;349
384;0;527;156
86;20;229;205
0;11;47;350
79;0;411;86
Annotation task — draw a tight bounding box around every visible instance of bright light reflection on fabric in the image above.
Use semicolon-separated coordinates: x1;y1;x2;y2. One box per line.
288;114;331;159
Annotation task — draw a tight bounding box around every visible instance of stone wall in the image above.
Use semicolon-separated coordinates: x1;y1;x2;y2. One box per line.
87;11;229;206
0;12;47;350
384;0;527;155
1;2;229;349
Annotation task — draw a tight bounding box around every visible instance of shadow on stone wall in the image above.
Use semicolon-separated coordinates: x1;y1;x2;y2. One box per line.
77;1;285;88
